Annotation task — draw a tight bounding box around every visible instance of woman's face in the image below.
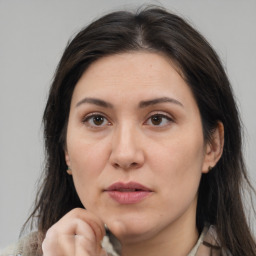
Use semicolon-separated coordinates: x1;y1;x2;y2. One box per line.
65;52;213;244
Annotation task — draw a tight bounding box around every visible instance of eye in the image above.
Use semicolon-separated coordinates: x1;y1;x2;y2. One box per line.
145;114;173;127
82;114;110;128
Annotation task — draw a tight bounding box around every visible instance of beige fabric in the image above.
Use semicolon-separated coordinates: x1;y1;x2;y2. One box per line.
194;225;232;256
0;232;43;256
0;225;232;256
187;226;206;256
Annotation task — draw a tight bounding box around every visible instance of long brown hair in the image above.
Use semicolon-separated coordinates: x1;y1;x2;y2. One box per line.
25;6;256;255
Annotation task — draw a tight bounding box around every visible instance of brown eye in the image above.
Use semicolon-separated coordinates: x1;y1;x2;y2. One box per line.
145;114;173;127
93;115;105;126
151;115;163;125
83;114;110;128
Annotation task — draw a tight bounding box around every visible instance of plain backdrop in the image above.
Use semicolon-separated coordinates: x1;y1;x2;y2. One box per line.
0;0;255;248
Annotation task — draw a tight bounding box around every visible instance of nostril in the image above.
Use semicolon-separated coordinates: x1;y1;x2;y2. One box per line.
113;163;120;169
112;162;139;170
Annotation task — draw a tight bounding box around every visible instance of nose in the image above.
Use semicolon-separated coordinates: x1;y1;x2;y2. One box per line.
109;124;145;170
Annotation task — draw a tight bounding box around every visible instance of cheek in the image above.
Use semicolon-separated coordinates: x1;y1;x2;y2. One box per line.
67;132;110;173
150;133;204;172
148;132;205;203
66;135;111;207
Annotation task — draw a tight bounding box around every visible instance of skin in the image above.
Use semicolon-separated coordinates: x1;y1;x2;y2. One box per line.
43;52;224;256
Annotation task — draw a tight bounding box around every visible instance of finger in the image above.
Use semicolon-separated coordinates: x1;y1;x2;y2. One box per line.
43;226;99;256
43;208;105;256
59;208;105;244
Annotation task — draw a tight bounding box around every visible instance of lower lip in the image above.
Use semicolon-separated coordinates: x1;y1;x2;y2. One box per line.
106;191;152;204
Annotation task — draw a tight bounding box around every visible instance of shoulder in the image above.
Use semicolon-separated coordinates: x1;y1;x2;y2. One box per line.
0;232;43;256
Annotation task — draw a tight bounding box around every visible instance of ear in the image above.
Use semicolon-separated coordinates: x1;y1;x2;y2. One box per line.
65;150;72;175
202;122;224;173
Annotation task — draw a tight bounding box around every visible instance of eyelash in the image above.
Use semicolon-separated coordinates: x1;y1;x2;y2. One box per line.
144;113;174;127
82;113;111;129
82;112;174;129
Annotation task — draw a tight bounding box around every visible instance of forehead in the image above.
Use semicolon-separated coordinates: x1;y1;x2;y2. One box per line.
71;51;195;108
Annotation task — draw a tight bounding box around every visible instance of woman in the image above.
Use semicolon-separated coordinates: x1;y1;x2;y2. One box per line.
2;6;255;256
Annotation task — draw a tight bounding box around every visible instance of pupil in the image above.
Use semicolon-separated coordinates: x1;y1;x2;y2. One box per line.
93;116;104;125
152;116;162;125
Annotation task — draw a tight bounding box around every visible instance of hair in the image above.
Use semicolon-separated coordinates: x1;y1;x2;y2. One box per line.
25;6;255;256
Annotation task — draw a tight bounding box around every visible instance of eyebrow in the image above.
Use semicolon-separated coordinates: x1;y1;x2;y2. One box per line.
139;97;183;108
75;96;183;109
76;97;113;108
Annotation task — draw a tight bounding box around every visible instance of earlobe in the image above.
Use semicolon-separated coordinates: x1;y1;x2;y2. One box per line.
65;150;71;166
202;122;224;173
67;166;72;175
65;150;72;175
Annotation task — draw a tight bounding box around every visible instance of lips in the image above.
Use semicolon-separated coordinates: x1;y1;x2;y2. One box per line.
106;182;151;192
105;182;152;204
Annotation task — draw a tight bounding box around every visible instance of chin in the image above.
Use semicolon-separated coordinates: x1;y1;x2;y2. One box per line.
107;218;157;244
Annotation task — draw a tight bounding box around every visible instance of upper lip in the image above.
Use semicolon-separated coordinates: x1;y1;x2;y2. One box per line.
105;182;152;192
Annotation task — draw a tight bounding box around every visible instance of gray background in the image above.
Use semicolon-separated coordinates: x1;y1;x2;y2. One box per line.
0;0;255;248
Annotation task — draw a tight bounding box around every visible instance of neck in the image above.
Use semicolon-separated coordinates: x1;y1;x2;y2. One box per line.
120;207;199;256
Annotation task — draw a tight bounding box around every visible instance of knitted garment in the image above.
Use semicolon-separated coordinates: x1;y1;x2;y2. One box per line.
0;225;232;256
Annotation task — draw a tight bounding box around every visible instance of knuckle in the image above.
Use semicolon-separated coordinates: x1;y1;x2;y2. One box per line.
42;235;54;253
76;236;95;254
45;226;58;240
68;207;84;218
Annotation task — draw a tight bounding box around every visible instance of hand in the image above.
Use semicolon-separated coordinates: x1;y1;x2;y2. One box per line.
42;208;107;256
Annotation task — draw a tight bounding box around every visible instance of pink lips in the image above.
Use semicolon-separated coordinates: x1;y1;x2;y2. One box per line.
105;182;152;204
